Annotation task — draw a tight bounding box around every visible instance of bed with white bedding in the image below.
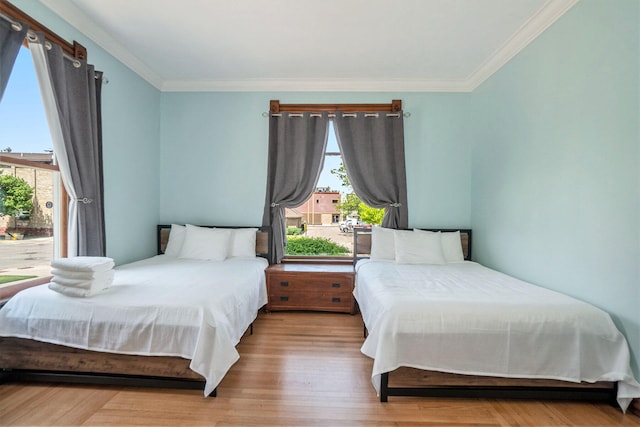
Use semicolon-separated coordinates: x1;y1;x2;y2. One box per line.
0;224;271;396
353;227;640;412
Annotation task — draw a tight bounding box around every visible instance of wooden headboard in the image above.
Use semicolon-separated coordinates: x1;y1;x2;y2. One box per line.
353;228;472;263
157;225;272;263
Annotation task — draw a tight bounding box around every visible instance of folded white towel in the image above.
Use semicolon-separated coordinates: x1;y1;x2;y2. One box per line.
50;256;114;273
50;271;114;290
48;281;109;298
51;268;114;282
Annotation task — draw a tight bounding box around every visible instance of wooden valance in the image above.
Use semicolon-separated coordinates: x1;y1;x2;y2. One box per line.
0;0;87;59
270;100;402;114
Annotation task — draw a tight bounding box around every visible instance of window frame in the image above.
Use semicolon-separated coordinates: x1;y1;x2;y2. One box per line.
271;100;402;262
0;155;67;300
0;0;95;298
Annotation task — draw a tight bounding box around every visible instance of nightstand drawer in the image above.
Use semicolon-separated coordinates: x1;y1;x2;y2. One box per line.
265;264;356;314
268;291;353;311
270;275;352;291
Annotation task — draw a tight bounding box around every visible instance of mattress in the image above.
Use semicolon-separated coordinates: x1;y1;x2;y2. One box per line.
353;259;640;411
0;255;269;396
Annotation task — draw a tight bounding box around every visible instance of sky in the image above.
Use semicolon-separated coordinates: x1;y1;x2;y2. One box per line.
0;46;52;153
319;122;350;194
0;47;347;194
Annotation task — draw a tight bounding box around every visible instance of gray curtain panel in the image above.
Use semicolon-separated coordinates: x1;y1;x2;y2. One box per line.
0;17;27;102
333;112;408;229
262;112;330;263
41;41;106;256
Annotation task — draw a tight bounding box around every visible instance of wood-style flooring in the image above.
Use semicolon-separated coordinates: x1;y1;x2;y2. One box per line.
1;311;639;426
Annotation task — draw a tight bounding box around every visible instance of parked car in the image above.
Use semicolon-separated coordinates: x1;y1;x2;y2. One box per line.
339;218;366;232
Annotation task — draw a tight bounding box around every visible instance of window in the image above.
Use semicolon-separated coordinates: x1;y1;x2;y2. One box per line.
266;99;404;264
0;46;64;299
287;122;357;259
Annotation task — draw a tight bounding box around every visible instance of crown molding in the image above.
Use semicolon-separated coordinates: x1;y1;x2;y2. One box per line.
160;78;475;93
466;0;580;90
39;0;578;93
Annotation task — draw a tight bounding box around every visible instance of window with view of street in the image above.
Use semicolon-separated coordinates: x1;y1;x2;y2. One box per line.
284;121;382;258
0;46;58;293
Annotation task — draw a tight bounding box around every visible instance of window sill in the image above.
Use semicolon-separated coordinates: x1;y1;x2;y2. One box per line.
0;276;52;304
282;256;354;265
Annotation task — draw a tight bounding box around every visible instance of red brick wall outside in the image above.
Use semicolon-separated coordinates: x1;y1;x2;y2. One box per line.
295;191;342;225
0;163;54;237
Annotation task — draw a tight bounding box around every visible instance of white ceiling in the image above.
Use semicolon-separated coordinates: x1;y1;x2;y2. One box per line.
39;0;579;92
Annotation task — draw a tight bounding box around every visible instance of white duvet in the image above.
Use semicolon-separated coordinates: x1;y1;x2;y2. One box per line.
354;259;640;411
0;255;269;396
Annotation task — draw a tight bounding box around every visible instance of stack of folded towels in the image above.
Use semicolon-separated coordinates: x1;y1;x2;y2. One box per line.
48;256;115;297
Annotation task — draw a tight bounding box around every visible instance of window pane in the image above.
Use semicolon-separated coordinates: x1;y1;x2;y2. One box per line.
325;121;340;152
0;47;55;289
286;122;353;257
0;163;55;288
0;47;52;153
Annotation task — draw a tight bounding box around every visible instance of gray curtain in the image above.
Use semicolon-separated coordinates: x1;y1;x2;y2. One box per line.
0;17;27;102
262;112;330;263
333;112;408;229
29;33;105;256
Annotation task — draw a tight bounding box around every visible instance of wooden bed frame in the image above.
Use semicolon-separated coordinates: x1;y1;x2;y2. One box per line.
0;225;272;395
352;227;618;405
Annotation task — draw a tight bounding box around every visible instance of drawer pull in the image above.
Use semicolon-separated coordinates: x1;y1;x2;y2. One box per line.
280;296;289;301
280;281;289;287
332;297;341;303
331;283;341;288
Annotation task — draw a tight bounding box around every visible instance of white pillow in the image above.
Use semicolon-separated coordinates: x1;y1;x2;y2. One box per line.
370;226;396;260
395;229;446;265
441;230;465;263
163;224;186;257
179;225;231;261
413;229;465;263
229;228;258;258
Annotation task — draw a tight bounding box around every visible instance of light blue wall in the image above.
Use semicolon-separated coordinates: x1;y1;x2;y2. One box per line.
159;92;472;229
12;1;162;264
470;0;640;375
13;0;639;377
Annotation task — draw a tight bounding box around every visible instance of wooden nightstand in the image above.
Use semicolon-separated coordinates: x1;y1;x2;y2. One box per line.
265;263;356;314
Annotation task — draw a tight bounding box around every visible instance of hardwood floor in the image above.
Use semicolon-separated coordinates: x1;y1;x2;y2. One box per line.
1;311;639;426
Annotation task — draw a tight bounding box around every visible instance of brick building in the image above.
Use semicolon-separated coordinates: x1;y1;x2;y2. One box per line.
291;187;342;226
0;153;55;237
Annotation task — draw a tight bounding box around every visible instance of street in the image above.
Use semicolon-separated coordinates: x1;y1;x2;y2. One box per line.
0;237;53;278
302;225;355;254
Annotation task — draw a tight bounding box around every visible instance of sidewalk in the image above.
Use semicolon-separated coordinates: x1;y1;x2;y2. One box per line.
0;237;53;289
1;264;51;278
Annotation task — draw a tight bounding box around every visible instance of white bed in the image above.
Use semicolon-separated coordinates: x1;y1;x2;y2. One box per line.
353;228;640;412
0;224;271;396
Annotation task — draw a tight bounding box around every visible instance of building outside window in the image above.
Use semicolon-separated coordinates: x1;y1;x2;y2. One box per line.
0;47;59;296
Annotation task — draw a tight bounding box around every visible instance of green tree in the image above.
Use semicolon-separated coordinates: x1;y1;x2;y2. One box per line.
331;162;360;217
330;162;350;188
359;202;384;225
339;193;361;218
330;161;384;223
0;173;34;222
